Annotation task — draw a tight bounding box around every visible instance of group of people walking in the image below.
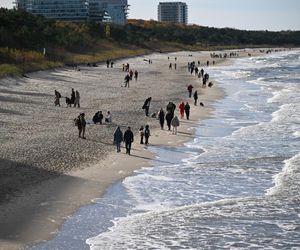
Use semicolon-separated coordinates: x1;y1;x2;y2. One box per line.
124;69;138;88
54;88;80;108
156;101;189;135
188;61;211;87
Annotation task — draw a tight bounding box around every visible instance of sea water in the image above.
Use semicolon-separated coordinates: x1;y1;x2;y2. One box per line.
32;50;300;249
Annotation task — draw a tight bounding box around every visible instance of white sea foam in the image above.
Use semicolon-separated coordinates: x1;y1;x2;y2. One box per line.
293;131;300;138
220;70;251;79
267;152;300;195
271;103;300;123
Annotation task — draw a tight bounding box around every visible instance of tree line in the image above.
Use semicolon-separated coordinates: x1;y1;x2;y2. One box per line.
0;8;299;63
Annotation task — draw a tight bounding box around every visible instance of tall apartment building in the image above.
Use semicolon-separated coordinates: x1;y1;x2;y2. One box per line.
105;0;128;25
158;2;188;24
15;0;128;25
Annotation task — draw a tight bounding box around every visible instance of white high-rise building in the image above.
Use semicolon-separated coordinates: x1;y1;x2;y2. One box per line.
158;2;188;24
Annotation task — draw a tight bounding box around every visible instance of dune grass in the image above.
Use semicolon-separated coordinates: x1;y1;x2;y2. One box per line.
0;64;22;77
66;48;148;64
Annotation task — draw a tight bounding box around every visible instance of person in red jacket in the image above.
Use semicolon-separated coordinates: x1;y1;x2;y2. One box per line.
179;101;185;119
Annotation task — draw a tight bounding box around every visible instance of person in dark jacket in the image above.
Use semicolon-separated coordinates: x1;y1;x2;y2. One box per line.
92;112;98;124
187;84;193;98
158;108;165;129
134;70;138;81
54;90;61;107
93;111;103;124
193;90;198;106
165;111;174;131
71;88;75;105
98;111;104;124
142;97;152;117
124;74;131;88
113;126;123;153
144;125;150;145
77;113;86;139
124;127;134;155
185;102;190;120
166;102;176;115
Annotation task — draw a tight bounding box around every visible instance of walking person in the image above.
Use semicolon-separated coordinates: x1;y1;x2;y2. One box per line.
139;126;144;144
134;70;138;81
193;90;198;106
166;102;176;115
165;111;174;131
124;127;134;155
113;126;123;153
200;68;204;78
187;84;193;98
71;88;75;106
129;69;134;80
142;97;152;117
144;125;150;145
54;90;61;107
179;101;185;119
124;74;130;88
76;113;86;139
185;102;190;120
74;90;80;108
158;108;165;129
171;115;180;135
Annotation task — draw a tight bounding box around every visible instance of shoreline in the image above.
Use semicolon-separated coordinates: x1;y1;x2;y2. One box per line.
0;49;266;250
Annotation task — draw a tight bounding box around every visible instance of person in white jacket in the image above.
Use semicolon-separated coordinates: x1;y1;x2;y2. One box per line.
171;115;180;135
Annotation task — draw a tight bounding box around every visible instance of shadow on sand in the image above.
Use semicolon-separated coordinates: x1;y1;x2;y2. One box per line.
0;158;85;242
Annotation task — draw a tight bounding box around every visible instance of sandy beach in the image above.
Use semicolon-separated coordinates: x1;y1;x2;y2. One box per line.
0;49;262;249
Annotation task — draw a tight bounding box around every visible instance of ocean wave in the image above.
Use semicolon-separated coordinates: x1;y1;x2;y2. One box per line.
267;152;300;198
87;194;300;249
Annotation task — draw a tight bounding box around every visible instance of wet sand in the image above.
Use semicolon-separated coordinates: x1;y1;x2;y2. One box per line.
0;50;259;249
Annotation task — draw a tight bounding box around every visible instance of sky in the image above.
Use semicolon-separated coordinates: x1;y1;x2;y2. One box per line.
1;0;299;31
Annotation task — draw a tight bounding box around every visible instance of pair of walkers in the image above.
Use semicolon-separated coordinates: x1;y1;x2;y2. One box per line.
179;101;191;120
113;124;151;154
165;112;180;134
70;88;80;108
139;125;150;145
75;113;86;139
113;126;134;154
159;102;175;130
